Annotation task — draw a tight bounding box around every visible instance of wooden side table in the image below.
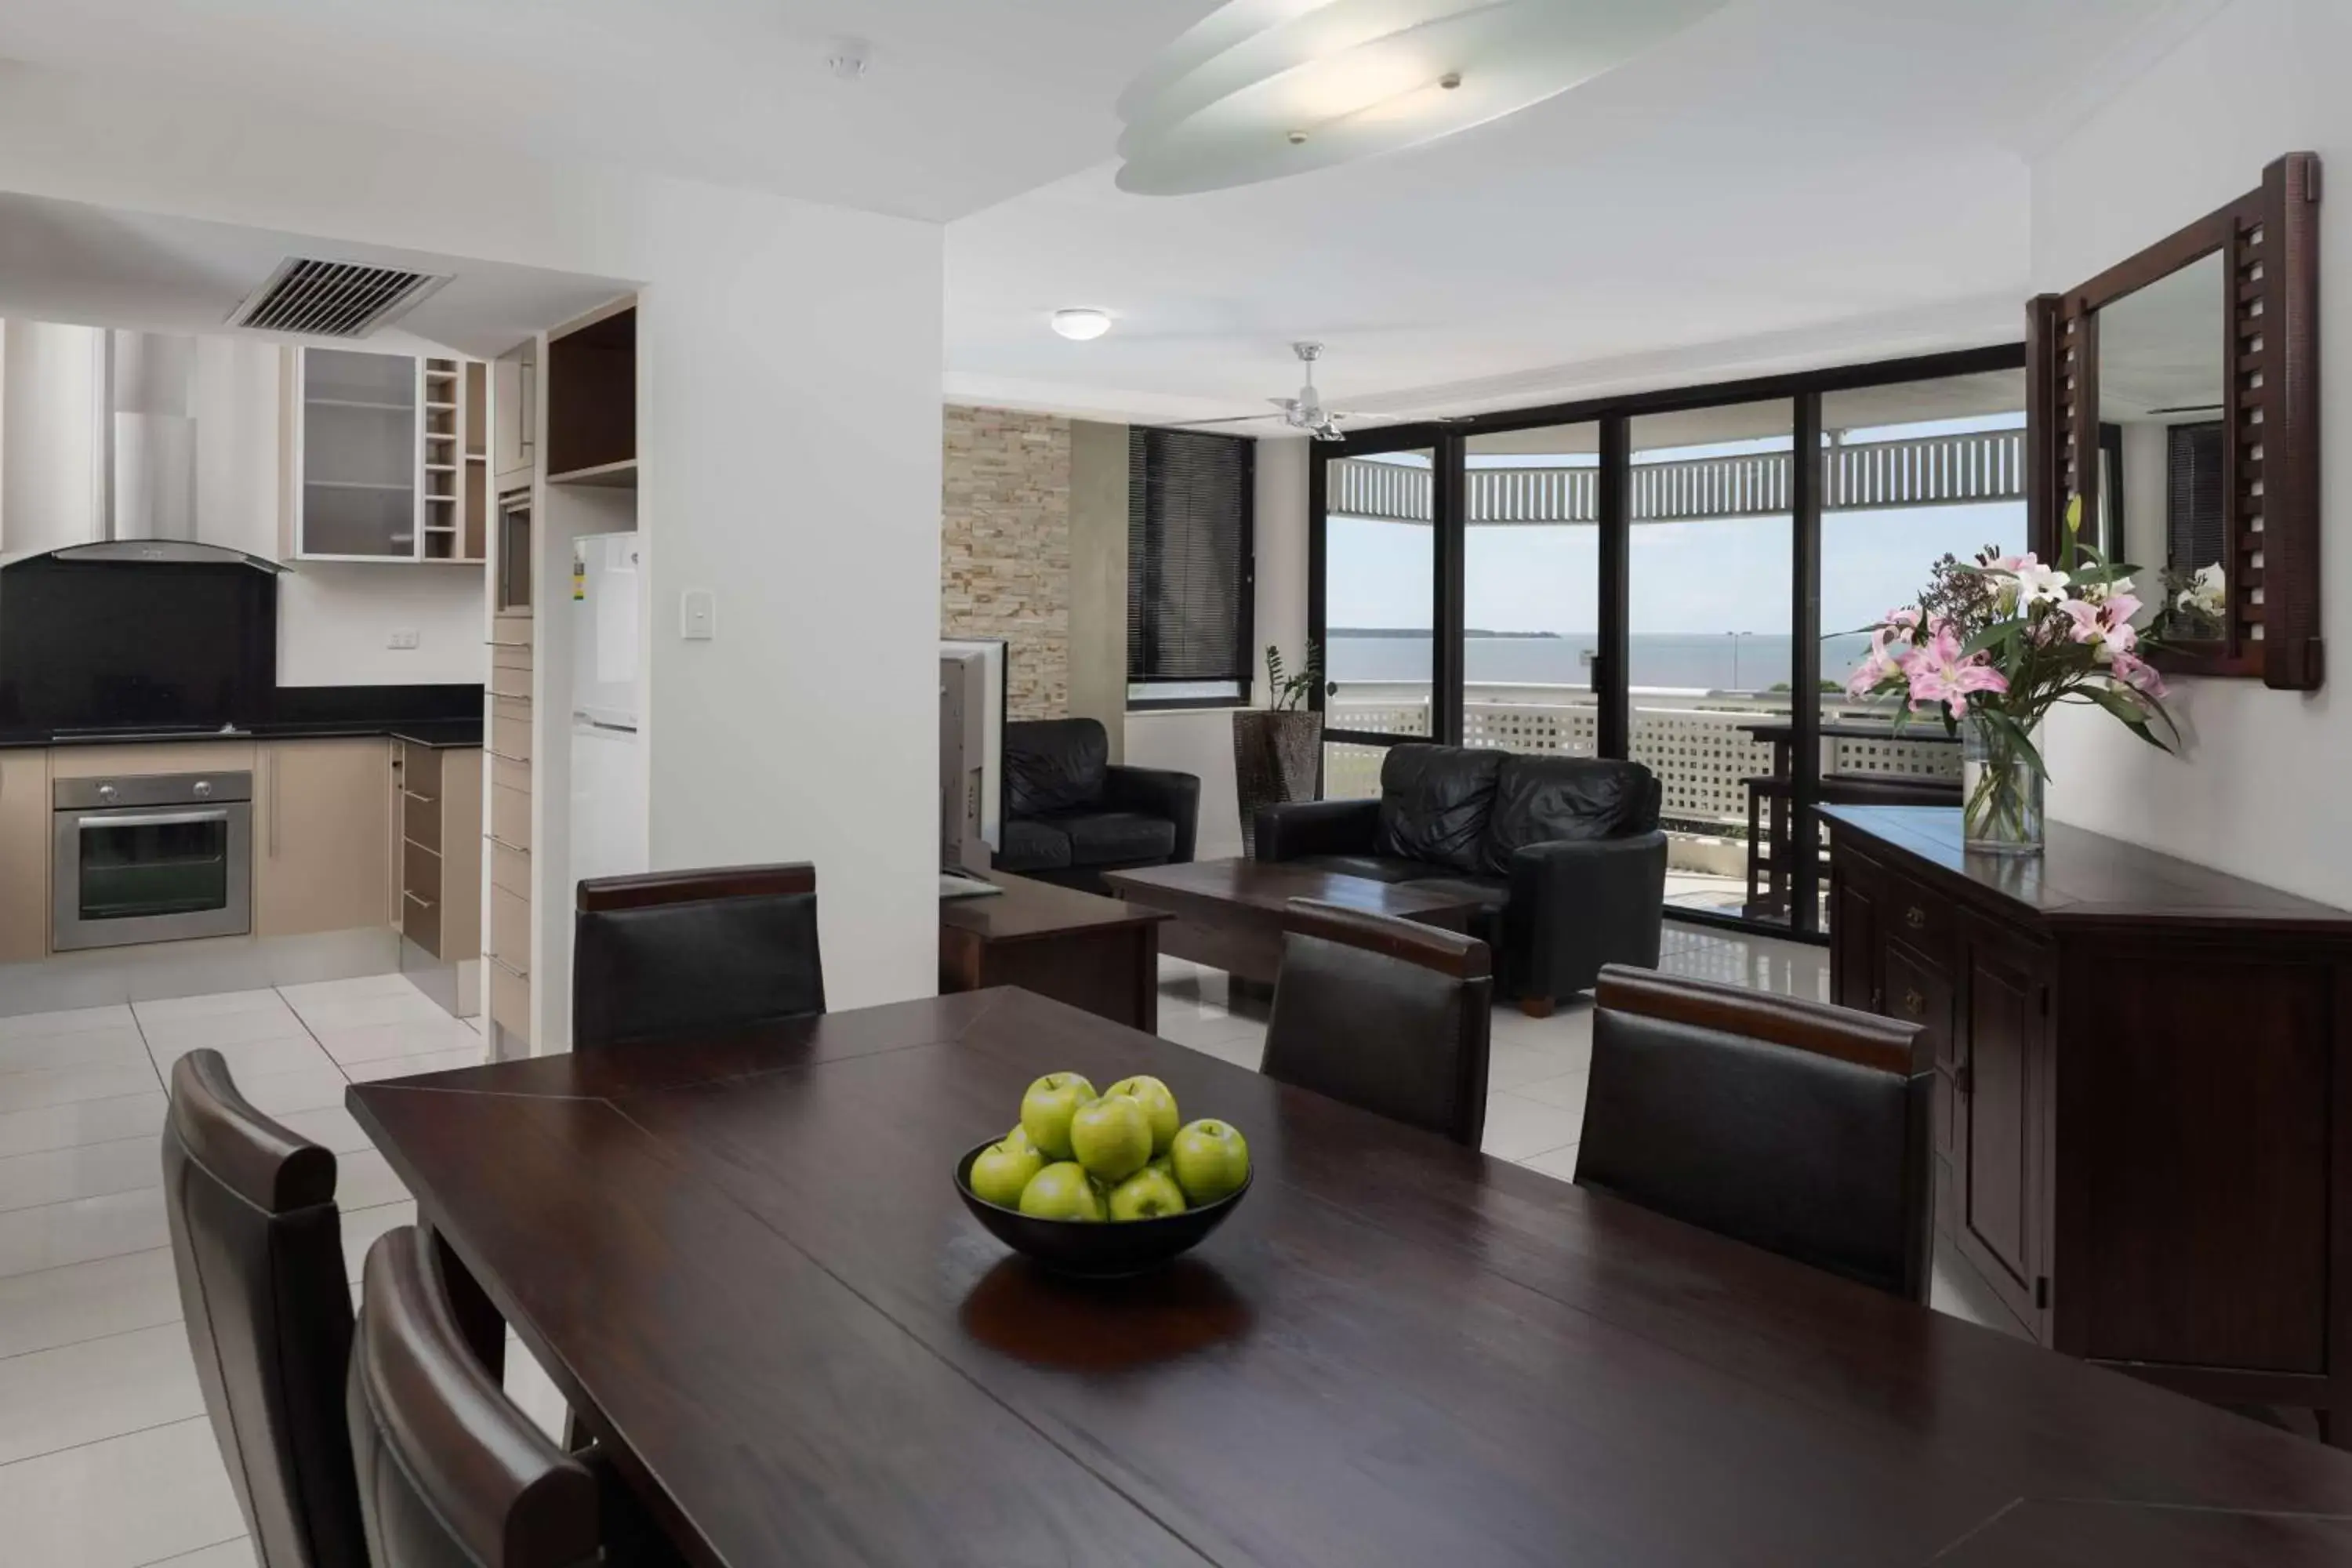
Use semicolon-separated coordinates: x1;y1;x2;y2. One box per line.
938;870;1170;1032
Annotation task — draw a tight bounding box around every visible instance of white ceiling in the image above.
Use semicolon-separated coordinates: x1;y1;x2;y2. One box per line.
0;0;2227;420
0;192;633;356
0;0;1217;223
946;0;2228;423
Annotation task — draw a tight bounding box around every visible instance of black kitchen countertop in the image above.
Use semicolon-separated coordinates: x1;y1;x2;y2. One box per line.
0;717;484;751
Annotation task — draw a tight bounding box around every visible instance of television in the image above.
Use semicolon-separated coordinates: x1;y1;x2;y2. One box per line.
939;640;1006;873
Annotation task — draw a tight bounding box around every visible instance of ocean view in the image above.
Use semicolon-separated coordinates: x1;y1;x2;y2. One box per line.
1330;630;1879;695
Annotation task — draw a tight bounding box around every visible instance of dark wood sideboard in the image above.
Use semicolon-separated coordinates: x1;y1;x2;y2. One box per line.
1824;805;2352;1443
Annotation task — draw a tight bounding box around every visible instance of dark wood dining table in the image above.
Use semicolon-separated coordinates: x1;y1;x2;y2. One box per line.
350;987;2352;1567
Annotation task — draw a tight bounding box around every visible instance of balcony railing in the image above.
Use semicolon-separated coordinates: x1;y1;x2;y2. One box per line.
1327;689;1957;834
1330;427;2025;527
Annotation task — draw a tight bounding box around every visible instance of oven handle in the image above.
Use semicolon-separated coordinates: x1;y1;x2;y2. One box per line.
75;808;231;831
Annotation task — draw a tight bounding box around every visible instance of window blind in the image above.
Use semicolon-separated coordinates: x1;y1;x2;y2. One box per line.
1127;428;1254;695
2165;421;2224;573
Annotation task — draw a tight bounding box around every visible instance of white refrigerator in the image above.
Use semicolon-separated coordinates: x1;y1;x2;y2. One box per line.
571;532;648;885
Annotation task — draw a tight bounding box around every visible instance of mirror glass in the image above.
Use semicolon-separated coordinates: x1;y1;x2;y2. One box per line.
2094;249;2228;638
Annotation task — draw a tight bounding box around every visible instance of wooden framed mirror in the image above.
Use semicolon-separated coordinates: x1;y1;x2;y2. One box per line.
2028;152;2322;688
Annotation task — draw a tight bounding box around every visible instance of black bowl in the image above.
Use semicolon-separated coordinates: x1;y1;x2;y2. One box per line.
953;1141;1250;1279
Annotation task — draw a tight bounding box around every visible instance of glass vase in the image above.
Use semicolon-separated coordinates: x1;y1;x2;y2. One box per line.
1961;714;2044;855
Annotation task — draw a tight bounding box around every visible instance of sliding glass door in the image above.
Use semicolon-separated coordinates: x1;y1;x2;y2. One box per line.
1627;401;1795;926
1319;444;1436;799
1462;424;1603;761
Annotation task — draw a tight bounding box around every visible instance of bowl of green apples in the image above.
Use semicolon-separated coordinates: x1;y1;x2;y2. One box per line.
954;1072;1252;1278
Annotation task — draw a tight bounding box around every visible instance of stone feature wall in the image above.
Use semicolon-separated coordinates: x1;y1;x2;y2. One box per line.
942;405;1070;720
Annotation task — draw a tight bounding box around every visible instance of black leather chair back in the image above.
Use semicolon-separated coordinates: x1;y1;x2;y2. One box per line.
1261;900;1494;1147
1479;757;1660;876
1004;717;1109;816
573;863;824;1051
1372;744;1505;873
1577;965;1933;1300
348;1227;601;1568
163;1049;368;1568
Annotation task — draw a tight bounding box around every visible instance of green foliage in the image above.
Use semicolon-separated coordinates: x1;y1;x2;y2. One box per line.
1264;641;1323;713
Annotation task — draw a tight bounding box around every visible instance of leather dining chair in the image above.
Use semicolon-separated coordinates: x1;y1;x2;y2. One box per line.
1577;964;1933;1301
162;1048;369;1568
347;1226;607;1568
572;862;825;1051
1259;898;1494;1148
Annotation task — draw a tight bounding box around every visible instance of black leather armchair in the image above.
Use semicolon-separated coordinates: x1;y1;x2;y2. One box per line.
1254;745;1667;1014
998;717;1199;893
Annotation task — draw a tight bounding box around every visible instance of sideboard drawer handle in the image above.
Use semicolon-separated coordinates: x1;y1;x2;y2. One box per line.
1904;906;1927;930
1903;989;1926;1017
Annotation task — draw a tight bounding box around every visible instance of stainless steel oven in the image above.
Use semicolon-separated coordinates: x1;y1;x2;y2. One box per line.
53;771;252;951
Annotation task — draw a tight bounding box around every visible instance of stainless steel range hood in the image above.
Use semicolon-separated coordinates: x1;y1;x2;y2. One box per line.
50;330;282;572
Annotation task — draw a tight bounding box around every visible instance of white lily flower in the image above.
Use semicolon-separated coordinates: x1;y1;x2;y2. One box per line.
2010;557;2071;607
2084;575;2134;604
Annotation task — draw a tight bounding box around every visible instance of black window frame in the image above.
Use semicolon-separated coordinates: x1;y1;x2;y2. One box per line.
1309;343;2029;942
1126;426;1258;711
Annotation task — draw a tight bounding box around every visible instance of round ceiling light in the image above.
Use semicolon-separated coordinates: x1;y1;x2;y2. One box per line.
1051;308;1113;341
1115;0;1728;196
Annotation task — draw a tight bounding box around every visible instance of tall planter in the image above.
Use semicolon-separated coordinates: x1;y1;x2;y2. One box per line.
1232;710;1323;856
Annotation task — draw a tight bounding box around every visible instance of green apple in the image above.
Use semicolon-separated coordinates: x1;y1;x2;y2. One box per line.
1107;1163;1188;1221
967;1126;1044;1208
1019;1073;1098;1160
1069;1094;1153;1183
1104;1075;1181;1155
1169;1119;1250;1204
1017;1161;1105;1221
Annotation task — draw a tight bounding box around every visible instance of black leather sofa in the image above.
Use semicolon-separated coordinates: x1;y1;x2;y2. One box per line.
1255;744;1668;1014
996;717;1200;892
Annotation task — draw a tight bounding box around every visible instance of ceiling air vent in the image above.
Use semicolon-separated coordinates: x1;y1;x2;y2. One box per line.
229;258;449;338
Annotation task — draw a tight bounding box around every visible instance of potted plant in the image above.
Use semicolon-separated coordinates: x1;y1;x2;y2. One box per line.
1843;500;2179;855
1232;643;1324;855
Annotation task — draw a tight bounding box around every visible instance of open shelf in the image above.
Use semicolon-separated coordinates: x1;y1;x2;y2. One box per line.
549;457;638;488
546;305;636;477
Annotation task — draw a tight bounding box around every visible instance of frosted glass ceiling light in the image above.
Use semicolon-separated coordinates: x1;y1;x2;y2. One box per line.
1116;0;1727;195
1051;308;1113;340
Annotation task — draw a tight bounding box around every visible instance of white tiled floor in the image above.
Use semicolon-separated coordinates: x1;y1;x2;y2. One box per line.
0;922;1965;1567
0;973;490;1568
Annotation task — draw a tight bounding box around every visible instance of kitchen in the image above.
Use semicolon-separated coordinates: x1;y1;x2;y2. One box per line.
0;191;647;1062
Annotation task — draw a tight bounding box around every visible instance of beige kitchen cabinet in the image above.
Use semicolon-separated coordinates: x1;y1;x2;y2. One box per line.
394;743;481;963
0;750;48;963
253;739;393;938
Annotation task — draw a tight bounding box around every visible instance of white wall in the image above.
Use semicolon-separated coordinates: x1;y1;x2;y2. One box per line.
1123;434;1312;859
0;60;944;1010
2031;0;2352;909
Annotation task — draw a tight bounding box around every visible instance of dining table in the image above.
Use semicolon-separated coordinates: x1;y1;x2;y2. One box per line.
350;985;2352;1567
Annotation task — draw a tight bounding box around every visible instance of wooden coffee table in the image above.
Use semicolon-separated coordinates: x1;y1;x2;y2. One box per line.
938;869;1170;1031
1104;858;1494;988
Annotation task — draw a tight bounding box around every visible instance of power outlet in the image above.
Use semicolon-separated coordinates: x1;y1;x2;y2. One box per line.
387;629;420;650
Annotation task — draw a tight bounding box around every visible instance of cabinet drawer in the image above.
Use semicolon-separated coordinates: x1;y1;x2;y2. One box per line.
491;886;530;976
1884;939;1955;1154
488;958;530;1046
1881;869;1954;964
490;782;530;851
490;698;531;763
488;613;532;648
490;838;530;898
491;640;532;672
488;663;532;700
491;752;530;798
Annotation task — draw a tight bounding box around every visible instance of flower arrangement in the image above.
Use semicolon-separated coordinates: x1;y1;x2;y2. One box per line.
1844;500;2178;852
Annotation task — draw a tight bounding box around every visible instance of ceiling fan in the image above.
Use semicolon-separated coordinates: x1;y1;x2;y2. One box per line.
1181;341;1358;441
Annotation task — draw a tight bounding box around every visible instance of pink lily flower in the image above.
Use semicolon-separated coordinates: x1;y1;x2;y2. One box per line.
2060;593;2142;664
1896;624;2009;718
2111;649;2167;699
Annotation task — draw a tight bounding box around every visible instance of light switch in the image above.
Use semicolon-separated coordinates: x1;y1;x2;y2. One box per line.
387;629;420;650
681;590;717;641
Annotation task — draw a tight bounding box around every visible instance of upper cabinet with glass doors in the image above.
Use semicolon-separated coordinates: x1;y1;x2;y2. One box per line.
292;346;488;564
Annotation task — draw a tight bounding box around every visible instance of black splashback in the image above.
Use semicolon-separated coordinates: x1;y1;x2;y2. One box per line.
0;554;275;732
